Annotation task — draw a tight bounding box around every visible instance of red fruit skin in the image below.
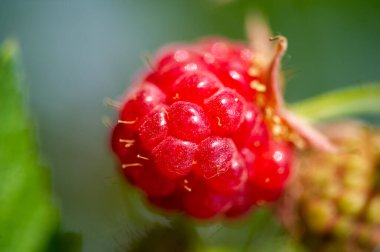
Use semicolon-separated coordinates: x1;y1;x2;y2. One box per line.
204;89;245;135
210;60;254;100
168;101;211;142
225;187;255;218
197;38;256;100
138;106;169;151
110;37;295;219
207;154;248;195
152;137;197;179
251;185;284;203
147;51;207;93
111;123;137;160
197;38;253;65
119;84;166;131
232;104;269;149
147;193;181;212
132;165;177;197
193;137;235;179
155;47;199;69
249;140;293;190
198;38;233;60
182;189;230;219
118;144;176;197
170;71;222;105
180;175;231;219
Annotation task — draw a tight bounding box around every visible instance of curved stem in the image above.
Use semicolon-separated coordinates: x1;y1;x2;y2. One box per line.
288;83;380;123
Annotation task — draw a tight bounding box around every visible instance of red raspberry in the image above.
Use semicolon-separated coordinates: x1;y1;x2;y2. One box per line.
170;71;222;105
138;106;169;151
207;154;248;195
248;140;293;191
152;137;197;179
119;84;166;131
204;89;245;135
180;175;231;219
110;37;295;219
193;136;235;178
167;101;211;142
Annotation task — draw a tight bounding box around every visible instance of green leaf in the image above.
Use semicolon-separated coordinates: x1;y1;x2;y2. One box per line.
121;209;303;252
126;219;198;252
289;83;380;123
0;40;58;252
195;208;304;252
46;231;82;252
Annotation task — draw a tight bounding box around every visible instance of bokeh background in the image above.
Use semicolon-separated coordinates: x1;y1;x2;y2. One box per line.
1;0;380;251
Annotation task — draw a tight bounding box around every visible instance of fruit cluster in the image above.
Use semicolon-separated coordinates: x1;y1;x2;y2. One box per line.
278;121;380;251
111;38;293;219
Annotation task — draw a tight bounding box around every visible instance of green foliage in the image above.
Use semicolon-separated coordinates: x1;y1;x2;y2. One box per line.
0;40;58;252
122;207;303;252
196;208;304;252
126;219;198;252
46;231;82;252
289;83;380;122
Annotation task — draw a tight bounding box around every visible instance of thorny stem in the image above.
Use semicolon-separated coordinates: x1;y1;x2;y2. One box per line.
289;83;380;123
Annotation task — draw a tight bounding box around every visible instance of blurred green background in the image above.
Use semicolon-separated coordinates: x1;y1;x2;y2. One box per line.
0;0;379;251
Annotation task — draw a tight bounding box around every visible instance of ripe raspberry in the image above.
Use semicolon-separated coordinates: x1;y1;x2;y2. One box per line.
152;137;197;179
111;37;296;220
248;140;293;191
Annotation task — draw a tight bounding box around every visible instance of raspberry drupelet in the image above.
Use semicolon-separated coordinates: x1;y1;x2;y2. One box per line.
111;36;306;219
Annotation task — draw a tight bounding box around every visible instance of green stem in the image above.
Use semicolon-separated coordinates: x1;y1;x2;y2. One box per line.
288;83;380;123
